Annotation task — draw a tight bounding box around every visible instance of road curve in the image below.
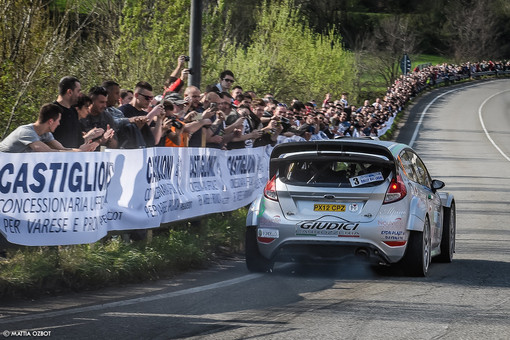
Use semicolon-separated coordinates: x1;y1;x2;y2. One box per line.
1;79;510;339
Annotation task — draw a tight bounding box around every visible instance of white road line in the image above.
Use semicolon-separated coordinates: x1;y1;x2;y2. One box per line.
478;89;510;162
0;273;262;324
409;83;482;148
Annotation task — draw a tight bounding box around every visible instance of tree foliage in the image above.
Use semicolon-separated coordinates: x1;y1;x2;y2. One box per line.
0;0;102;138
117;0;190;90
0;0;508;138
222;1;356;102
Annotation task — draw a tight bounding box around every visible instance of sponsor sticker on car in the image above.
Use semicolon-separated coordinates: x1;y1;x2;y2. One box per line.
295;221;360;238
313;204;346;212
258;228;279;239
349;172;384;187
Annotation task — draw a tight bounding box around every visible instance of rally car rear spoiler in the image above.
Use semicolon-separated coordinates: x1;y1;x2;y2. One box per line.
269;140;396;178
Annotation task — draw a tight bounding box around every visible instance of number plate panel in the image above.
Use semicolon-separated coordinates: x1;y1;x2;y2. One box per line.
313;204;346;212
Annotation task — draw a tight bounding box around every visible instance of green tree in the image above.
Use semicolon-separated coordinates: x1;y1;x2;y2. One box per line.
116;0;190;90
0;0;101;138
220;0;356;103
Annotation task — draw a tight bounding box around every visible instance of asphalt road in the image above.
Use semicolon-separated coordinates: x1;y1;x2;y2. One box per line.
1;79;510;339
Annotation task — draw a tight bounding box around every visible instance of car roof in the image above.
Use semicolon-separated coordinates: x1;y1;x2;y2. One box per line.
269;139;410;178
270;139;409;159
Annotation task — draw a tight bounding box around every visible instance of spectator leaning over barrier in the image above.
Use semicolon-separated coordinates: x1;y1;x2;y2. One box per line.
0;103;98;153
219;92;245;142
119;81;165;147
226;105;263;149
102;80;146;149
52;76;83;148
162;93;212;147
161;100;186;147
80;86;117;150
204;92;239;149
76;95;92;120
250;98;282;147
187;91;221;147
75;95;107;143
102;80;127;129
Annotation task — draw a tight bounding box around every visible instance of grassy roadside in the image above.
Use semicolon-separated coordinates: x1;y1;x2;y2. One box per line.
0;208;248;299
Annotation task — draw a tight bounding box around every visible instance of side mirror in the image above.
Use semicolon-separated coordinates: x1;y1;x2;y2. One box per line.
431;179;445;192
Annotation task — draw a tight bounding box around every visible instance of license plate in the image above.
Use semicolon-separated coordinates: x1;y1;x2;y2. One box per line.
313;204;346;212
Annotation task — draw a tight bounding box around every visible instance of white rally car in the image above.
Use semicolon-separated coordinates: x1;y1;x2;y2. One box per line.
246;139;456;276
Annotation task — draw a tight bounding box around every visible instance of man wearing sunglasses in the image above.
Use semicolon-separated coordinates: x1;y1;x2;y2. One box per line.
118;81;165;147
211;70;235;94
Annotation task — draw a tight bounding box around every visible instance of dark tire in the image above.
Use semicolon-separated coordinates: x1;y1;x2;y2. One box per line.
245;226;273;273
401;217;431;277
436;202;456;263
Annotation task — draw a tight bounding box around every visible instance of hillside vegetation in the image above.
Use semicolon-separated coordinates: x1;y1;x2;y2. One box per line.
1;0;508;138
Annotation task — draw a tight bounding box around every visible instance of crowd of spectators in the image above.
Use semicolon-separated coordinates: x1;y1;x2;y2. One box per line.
1;57;509;153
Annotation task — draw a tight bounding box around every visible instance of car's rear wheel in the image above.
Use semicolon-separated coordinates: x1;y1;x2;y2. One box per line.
245;226;273;273
401;217;431;277
436;202;456;263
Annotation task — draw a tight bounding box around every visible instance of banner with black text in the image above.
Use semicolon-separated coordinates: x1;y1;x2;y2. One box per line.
0;147;270;246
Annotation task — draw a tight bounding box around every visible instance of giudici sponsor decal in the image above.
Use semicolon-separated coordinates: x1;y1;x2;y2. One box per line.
296;221;360;237
298;221;359;231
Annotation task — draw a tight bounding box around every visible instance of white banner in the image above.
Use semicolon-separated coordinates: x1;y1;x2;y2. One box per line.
0;147;270;246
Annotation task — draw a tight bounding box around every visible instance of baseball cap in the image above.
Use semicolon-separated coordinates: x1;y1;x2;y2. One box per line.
164;92;187;105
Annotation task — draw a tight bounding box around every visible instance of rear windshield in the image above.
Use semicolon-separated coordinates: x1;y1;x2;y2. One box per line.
279;160;392;188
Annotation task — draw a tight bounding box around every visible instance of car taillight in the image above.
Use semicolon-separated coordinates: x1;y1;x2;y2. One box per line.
264;175;278;201
383;240;407;247
383;174;407;204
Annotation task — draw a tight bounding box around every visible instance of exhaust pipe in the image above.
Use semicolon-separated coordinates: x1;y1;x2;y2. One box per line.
355;248;369;258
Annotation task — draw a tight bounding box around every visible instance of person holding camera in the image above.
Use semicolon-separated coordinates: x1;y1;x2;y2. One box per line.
226;105;263;149
183;86;203;113
206;92;245;149
161;99;187;147
161;94;212;147
162;55;191;97
187;91;221;147
119;81;166;147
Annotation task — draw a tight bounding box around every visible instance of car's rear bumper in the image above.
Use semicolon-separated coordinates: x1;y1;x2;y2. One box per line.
259;236;407;264
270;240;393;264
